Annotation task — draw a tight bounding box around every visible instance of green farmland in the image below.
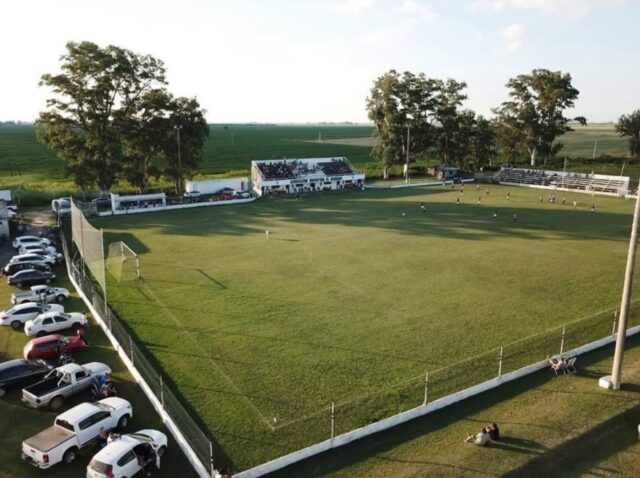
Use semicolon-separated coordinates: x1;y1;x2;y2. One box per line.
0;124;632;205
97;184;640;472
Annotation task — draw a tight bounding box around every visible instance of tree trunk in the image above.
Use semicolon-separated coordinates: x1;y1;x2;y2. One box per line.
530;148;537;167
383;165;389;180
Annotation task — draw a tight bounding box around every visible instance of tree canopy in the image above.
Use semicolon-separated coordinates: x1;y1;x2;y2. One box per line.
493;69;585;167
616;110;640;158
37;41;207;194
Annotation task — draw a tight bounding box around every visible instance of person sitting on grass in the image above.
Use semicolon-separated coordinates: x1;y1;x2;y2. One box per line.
464;427;491;446
488;423;500;441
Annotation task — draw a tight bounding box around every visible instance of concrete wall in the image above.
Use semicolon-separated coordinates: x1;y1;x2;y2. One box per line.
186;178;250;194
98;197;256;217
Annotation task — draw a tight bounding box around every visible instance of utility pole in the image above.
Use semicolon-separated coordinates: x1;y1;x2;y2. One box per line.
174;125;183;194
405;126;410;184
608;179;640;389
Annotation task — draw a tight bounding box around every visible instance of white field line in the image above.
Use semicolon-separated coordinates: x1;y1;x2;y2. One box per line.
137;279;275;430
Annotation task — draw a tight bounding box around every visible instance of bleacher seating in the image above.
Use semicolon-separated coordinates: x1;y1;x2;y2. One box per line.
257;162;295;180
318;159;353;176
494;168;628;195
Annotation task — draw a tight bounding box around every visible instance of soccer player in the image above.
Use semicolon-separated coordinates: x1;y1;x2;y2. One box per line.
590;203;595;213
456;197;460;206
477;197;481;205
506;192;511;200
493;209;498;219
513;213;518;222
402;209;406;217
420;202;426;213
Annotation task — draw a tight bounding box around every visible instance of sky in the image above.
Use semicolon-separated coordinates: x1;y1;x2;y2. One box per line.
1;0;638;123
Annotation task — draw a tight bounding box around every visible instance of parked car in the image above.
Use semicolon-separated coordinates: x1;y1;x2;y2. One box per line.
7;269;55;287
9;253;56;268
25;311;88;337
86;430;167;478
1;302;65;330
2;261;51;277
235;191;251;199
0;359;53;397
19;245;63;262
12;285;70;305
23;334;88;360
183;190;202;202
22;362;111;410
22;397;133;469
12;236;51;250
52;198;71;217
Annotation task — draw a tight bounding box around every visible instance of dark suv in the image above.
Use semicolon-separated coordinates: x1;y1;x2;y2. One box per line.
2;261;51;277
7;269;55;287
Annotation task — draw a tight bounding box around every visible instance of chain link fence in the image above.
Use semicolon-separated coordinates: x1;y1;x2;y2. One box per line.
61;227;217;477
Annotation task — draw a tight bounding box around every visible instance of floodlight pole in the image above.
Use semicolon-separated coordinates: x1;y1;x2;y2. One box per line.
611;180;640;389
405;126;410;184
175;125;183;194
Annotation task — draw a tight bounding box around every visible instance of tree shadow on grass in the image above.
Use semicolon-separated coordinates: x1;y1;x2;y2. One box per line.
503;404;640;477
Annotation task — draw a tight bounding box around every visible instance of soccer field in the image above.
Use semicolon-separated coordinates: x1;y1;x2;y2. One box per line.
96;185;640;472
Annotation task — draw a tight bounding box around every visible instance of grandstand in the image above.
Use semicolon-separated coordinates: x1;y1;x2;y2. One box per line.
494;167;629;196
251;157;365;196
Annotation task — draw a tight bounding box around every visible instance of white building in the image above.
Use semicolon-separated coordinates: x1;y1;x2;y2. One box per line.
0;201;9;239
185;177;250;195
251;157;365;197
110;192;166;212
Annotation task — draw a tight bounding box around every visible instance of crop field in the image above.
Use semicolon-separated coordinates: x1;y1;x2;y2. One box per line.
0;124;632;205
96;184;640;472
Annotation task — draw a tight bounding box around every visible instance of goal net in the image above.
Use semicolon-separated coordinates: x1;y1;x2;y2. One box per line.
70;199;106;292
106;241;140;283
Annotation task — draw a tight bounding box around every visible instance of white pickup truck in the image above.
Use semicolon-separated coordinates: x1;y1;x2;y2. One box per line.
11;285;70;305
22;362;111;410
22;397;133;469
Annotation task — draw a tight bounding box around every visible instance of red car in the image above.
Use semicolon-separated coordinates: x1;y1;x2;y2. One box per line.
22;334;88;360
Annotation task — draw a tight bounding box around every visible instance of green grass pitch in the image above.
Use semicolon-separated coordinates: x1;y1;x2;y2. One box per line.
96;184;640;471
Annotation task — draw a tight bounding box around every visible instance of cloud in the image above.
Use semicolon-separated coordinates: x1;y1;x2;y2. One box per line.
501;23;526;51
322;0;376;15
398;0;436;21
473;0;626;16
359;20;417;45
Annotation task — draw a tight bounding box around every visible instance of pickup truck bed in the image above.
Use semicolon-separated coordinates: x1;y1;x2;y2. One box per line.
24;377;59;398
24;426;73;452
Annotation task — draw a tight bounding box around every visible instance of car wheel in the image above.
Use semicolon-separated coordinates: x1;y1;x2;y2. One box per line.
16;282;23;288
49;395;64;411
62;447;78;465
10;321;22;330
56;295;65;303
117;414;130;429
157;446;166;458
0;388;5;398
36;331;46;337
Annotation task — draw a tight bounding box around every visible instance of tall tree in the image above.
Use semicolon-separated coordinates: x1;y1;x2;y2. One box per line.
468;115;497;169
432;79;468;166
494;69;584;167
366;70;441;179
163;97;209;195
616;110;640;158
37;41;166;192
120;89;174;193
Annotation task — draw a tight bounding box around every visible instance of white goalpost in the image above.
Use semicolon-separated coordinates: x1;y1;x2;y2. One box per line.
106;241;141;282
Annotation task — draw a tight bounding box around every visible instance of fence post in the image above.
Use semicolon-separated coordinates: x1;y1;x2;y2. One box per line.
560;326;566;355
612;309;618;336
160;374;164;407
129;336;134;365
209;441;215;478
331;401;335;439
423;371;429;405
498;347;504;378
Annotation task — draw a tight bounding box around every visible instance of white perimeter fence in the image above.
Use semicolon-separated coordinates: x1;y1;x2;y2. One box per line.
64;202;640;478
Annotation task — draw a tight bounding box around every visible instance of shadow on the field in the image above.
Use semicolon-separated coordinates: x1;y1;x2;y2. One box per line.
102;231;150;254
98;186;633;243
503;404;640;477
265;336;640;478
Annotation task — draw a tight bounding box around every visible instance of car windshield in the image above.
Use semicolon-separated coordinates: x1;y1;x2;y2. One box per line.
126;433;152;442
88;459;110;473
95;402;115;412
55;419;74;432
